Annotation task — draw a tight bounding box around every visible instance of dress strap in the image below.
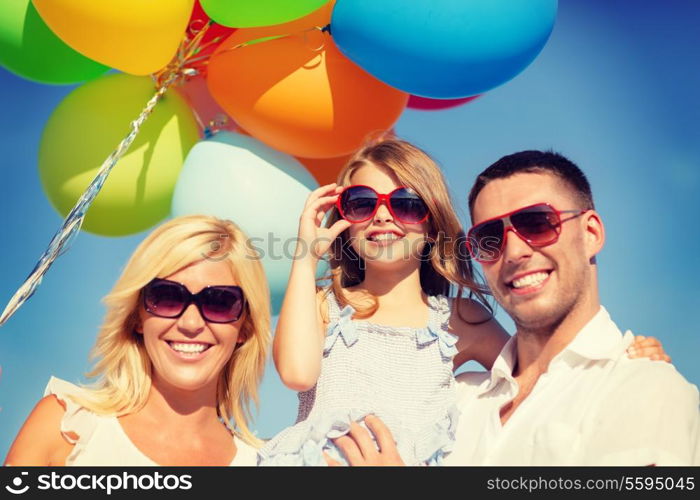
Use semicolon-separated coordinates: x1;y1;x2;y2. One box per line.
323;290;359;354
428;295;452;331
416;295;458;360
324;289;342;323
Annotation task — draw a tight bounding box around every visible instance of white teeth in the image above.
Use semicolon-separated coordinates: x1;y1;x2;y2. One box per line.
512;272;550;289
168;342;209;354
369;233;400;242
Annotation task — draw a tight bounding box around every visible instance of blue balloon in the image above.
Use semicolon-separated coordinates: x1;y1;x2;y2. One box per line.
171;132;319;313
331;0;558;98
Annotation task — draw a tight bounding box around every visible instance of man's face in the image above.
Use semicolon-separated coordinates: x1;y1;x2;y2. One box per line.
470;172;601;334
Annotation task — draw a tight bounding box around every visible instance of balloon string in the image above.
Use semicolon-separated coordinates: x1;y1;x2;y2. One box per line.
213;25;330;58
0;23;213;328
195;25;331;136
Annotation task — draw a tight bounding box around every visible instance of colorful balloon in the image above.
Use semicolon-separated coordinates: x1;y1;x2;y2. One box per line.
207;4;408;158
0;0;107;84
407;95;479;111
189;0;235;48
32;0;195;75
171;132;319;312
201;0;331;28
39;73;199;236
331;0;558;98
175;75;240;137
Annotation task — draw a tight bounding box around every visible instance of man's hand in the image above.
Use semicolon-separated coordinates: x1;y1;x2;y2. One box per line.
326;415;405;466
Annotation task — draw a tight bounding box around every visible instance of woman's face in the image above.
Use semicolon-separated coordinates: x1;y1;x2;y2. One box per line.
345;164;429;270
136;259;245;395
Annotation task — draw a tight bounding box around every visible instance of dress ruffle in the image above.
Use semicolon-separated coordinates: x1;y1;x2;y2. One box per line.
324;294;458;360
324;304;359;354
258;404;460;466
417;295;458;361
43;377;99;466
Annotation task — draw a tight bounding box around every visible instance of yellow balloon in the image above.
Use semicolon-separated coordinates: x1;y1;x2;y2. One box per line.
39;73;200;236
32;0;195;75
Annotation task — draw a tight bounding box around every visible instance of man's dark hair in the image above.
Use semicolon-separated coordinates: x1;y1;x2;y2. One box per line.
467;150;595;219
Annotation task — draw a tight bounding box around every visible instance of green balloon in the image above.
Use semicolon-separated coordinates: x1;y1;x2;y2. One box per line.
39;73;200;236
200;0;331;28
0;0;108;84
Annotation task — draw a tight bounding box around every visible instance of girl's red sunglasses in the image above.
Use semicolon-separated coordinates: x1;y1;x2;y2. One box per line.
336;185;430;224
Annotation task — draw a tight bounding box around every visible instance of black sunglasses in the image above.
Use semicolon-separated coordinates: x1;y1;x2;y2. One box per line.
142;278;246;323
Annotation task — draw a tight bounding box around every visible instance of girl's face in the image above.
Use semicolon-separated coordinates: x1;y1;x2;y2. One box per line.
346;164;430;270
136;259;245;396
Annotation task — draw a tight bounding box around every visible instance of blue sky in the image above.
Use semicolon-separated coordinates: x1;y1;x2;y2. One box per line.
1;1;699;453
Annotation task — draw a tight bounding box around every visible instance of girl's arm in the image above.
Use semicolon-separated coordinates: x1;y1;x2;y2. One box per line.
4;395;73;466
450;298;510;371
449;298;671;371
273;184;351;392
626;335;671;362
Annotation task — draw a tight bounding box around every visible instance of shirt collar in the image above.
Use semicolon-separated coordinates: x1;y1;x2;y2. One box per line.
479;306;625;395
562;306;626;362
481;335;518;394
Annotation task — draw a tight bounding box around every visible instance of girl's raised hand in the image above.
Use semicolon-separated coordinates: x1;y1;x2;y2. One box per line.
297;183;352;263
627;335;671;363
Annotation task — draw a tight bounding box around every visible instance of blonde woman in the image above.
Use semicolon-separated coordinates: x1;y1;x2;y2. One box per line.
5;215;270;466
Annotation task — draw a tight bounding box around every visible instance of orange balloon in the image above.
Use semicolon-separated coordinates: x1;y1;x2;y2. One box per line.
296;153;353;185
206;4;408;159
297;127;398;184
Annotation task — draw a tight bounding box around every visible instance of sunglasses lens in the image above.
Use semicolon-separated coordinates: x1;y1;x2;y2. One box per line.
469;220;504;262
340;186;378;222
511;206;560;245
390;188;429;223
144;281;187;318
200;287;244;323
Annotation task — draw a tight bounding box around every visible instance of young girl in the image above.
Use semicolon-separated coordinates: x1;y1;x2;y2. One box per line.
5;215;270;466
259;139;668;466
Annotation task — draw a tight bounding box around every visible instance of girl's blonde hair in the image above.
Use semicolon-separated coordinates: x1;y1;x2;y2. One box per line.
71;215;270;447
324;137;491;319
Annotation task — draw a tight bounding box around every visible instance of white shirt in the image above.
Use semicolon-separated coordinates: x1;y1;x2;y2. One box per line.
444;307;700;465
45;377;259;466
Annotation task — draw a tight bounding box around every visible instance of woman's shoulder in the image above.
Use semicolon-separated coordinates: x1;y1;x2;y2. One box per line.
4;377;84;465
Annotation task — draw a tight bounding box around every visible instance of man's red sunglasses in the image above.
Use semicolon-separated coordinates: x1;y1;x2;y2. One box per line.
466;203;588;263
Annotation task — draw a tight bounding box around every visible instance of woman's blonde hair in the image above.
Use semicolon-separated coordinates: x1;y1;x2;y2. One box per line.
324;137;491;319
71;215;270;447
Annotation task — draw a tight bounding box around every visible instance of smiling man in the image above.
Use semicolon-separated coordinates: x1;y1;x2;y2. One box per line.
332;150;699;466
445;150;700;465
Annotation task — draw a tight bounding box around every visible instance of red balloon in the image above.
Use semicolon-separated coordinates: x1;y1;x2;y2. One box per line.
187;0;235;72
407;95;479;111
175;75;240;137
